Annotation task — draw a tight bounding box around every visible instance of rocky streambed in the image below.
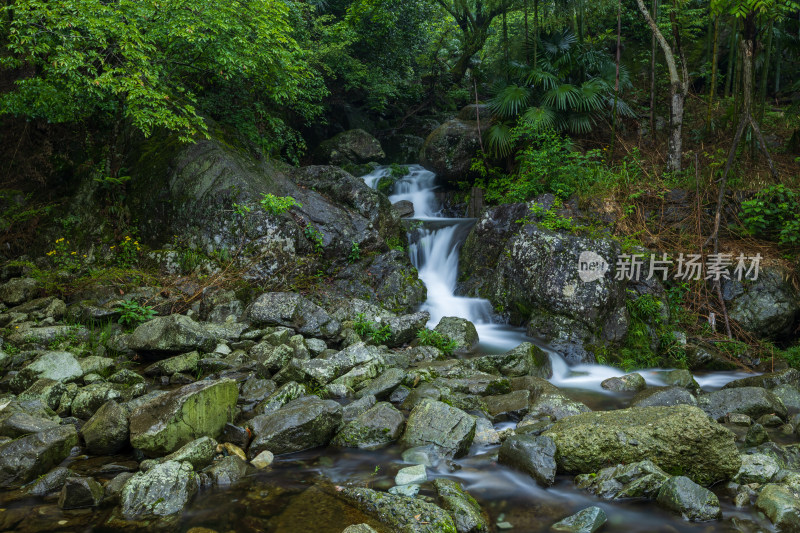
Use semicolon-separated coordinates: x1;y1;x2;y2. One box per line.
0;285;799;532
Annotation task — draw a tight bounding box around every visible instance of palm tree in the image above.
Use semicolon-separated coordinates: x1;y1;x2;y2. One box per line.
485;30;634;157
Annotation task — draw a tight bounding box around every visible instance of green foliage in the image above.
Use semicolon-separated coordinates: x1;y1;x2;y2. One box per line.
46;238;82;272
740;185;800;246
386;236;406;252
389;164;410;179
115;235;141;268
260;194;302;216
116;300;156;328
353;313;394;344
348;241;361;263
304;225;324;254
778;345;800;369
416;328;458;356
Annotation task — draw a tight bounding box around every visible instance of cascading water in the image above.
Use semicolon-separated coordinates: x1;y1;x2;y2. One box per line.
361;165;750;392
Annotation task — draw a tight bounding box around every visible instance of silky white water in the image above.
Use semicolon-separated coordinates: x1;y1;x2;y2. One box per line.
361;166;748;392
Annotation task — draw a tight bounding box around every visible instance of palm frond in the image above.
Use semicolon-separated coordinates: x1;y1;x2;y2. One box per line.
526;68;559;91
486;122;514;158
542;84;580;111
488;84;532;118
575;79;606;112
566;113;595;134
520;106;557;132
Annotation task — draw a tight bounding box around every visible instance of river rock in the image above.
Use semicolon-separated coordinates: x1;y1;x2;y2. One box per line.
485;390;530;420
71;383;124;419
343;526;379;533
26;466;72;496
141;436;218;471
723;368;800;390
551;506;607;533
656;476;721;521
601;373;646;392
469;342;552;378
543;405;741;485
433;478;489;533
58;476;103;509
755;483;800;531
434;317;479;352
339;487;456;533
498;434;557;486
734;453;781;484
378;311;429;347
18;379;66;411
698;387;787;422
128;315;215;354
420;117;484;182
745;423;770;447
16;351;83;387
120;460;198;519
255;381;306;414
575;460;670;500
314;129;384;165
356;368;405;400
332;402;404;449
662;369;700;392
400;399;476;458
129;378;238;456
80;400;129;455
248;396;342;457
722;267;800;338
773;384;800;410
0;424;78;488
247;292;340;339
144;351;201;376
631;386;697;408
203;455;249;487
0;278;38;305
528;393;591;420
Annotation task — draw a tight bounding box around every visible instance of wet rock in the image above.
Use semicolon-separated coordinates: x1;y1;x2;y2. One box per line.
433;478;489;533
71;383;124;419
723;368;800;390
420;117;484;183
356;368;405;400
332;402;405;449
108;369;145;386
17;379;66;411
16;351;83;387
631;386;697;408
601;373;646;392
251;450;274;468
400;399;476;458
103;472;134;503
656;476;721;521
79;356;115;377
484;390;530;421
395;464;427;485
543;405;741;485
128;314;216;354
528;393;591;421
575;460;669;500
26;466;71;496
498;434;557;486
120;460;198;519
58;476;103;509
203;455;249;486
392;200;414;218
722;267;800;338
725;413;752;426
250;342;294;374
662;369;700;392
141;436;218;471
773;384;800;410
0;278;38;306
0;424;78;488
698;387;787;422
143;351;201;376
247;292;340;339
80;400;129;455
339;486;457;533
248;395;342;457
745;423;770;447
343;394;377;423
734;453;780;484
758;413;784;427
314;129;385;165
254;381;306;414
755;483;800;531
469;342;551;378
129;378;238;456
434;317;478;352
289;342;385;386
343;525;379;533
551;506;607;533
381;311;430;347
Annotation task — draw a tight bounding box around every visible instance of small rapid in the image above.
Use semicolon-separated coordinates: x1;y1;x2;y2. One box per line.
362;165;749;394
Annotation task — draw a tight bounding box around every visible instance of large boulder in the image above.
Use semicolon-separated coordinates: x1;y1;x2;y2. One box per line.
332;402;405;449
656;476;721;522
498;434;557;486
80;400;129;455
722;368;800;390
0;277;38;305
128;315;215;354
434;317;479;353
433;478;489;533
0;424;78;488
248;396;342;457
129;378;238;456
420;118;484;183
755;483;800;532
400;399;476;458
287;342;386;386
14;351;83;388
542;405;741;485
697;387;787;422
247;292;341;339
120;461;198;520
575;460;670;500
313;129;385;165
458;201;632;364
722;267;800;338
468;342;552;378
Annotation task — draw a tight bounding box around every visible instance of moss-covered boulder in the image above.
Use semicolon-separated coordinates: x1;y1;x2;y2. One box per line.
247;292;340;339
722;267;800;339
313;129;385;165
129;378;238;456
543;405;741;485
120;460;198;520
400;399;476;458
434;317;479;353
80;400;129;455
331;401;405;449
575;460;670;500
755;483;800;531
128;315;216;355
339;487;457;533
656;476;721;522
433;478;489;533
468;342;551;378
248;396;342;457
420;118;484;183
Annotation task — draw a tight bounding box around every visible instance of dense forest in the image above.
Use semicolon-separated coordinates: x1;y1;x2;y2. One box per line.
1;1;800;532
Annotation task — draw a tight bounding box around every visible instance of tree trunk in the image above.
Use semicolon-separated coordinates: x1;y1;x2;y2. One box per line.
649;0;659;136
502;2;509;79
707;16;719;125
724;29;737;98
757;20;773;121
774;33;781;95
534;0;539;67
635;0;687;172
612;0;621;148
524;0;529;64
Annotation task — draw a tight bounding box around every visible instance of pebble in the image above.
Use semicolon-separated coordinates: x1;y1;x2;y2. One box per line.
395;464;427;486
